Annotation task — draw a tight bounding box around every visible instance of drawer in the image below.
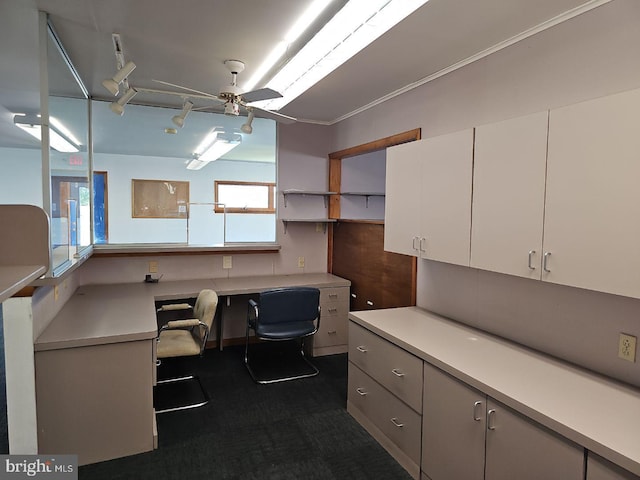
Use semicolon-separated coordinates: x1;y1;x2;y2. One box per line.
349;322;423;412
315;303;348;348
320;287;350;308
349;362;422;465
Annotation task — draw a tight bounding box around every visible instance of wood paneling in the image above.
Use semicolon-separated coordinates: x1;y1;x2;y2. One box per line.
331;221;415;311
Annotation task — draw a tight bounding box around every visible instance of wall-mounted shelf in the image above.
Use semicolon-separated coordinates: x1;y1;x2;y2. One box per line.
282;189;338;208
340;192;385;208
281;218;337;234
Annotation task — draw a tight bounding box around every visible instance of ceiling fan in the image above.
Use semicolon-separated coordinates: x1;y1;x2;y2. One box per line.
154;60;296;130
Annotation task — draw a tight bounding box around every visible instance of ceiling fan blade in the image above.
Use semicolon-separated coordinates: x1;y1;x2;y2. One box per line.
152;79;221;101
252;106;296;124
241;87;283;103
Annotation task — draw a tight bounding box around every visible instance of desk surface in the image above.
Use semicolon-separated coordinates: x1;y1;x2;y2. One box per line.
0;265;47;303
350;307;640;477
35;273;350;352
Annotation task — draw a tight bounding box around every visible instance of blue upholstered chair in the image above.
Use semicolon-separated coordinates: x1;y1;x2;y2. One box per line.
245;287;321;384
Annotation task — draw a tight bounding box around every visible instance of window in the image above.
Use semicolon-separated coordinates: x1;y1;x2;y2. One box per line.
214;181;276;214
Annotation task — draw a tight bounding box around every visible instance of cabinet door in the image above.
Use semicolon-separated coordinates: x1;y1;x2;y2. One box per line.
587;453;640;480
384;140;422;256
485;399;584;480
419;129;473;266
471;111;548;278
544;88;640;299
422;362;486;480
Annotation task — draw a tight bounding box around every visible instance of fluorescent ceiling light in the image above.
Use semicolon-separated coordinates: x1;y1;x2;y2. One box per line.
188;131;242;169
243;0;334;92
13;114;80;153
260;0;429;110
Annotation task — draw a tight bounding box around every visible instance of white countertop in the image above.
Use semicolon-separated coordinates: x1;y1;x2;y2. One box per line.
349;306;640;476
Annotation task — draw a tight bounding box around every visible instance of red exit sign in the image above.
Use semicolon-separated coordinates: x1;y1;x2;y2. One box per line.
69;155;83;166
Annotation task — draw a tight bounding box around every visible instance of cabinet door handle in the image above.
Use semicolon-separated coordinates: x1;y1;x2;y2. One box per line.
543;252;552;272
391;368;405;377
356;387;367;396
390;417;404;428
487;409;497;430
412;236;419;250
366;300;374;306
356;346;368;353
473;401;483;421
419;237;426;253
351;293;357;298
528;250;536;270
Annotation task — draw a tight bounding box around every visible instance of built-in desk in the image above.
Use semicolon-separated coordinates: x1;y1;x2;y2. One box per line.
34;273;349;465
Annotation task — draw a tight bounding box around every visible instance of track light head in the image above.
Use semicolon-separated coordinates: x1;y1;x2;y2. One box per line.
241;110;255;134
172;100;194;128
109;87;137;116
102;61;136;96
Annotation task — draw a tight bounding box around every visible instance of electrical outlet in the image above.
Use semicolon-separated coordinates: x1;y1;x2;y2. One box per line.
316;223;324;232
297;256;305;268
618;333;637;362
148;261;158;273
223;256;232;269
54;285;59;301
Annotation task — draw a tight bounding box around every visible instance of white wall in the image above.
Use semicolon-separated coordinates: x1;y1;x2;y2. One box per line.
0;147;42;206
330;0;640;387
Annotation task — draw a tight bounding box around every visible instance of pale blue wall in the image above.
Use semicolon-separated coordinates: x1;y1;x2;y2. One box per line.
0;147;42;206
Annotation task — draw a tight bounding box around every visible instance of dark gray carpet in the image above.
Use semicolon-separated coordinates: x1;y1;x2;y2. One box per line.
78;344;413;480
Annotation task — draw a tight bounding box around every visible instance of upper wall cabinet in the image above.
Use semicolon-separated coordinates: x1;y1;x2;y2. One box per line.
384;129;473;266
471;111;549;279
543;88;640;299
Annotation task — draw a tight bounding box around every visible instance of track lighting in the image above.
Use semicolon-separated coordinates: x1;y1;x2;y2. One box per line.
241;110;255;134
172;100;194;128
102;60;136;96
109;88;137;115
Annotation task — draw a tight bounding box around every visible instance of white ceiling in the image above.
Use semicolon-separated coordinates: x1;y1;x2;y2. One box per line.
0;0;603;158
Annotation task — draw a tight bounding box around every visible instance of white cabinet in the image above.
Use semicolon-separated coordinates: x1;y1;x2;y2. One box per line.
422;362;584;480
543;88;640;298
471;111;548;279
385;129;473;266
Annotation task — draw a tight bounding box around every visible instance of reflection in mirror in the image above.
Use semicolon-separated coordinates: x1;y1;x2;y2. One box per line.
91;100;276;245
47;22;90;272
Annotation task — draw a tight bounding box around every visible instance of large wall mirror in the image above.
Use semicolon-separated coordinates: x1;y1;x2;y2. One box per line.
91;101;276;245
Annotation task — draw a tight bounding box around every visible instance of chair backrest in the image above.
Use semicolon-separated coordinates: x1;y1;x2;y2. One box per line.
258;287;320;325
194;289;218;330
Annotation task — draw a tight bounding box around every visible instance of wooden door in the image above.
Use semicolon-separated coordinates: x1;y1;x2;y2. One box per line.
471;111;548;279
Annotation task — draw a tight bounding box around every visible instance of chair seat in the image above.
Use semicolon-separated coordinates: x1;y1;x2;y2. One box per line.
157;330;202;358
256;320;317;340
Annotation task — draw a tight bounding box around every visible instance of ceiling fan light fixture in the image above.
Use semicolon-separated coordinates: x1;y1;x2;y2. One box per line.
109;87;137;115
172;100;194;128
241;110;255;134
102;60;136;96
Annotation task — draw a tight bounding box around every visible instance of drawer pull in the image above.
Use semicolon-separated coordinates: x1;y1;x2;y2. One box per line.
487;409;497;430
390;417;404;428
356;346;368;353
391;368;405;377
473;401;483;421
356;388;368;396
366;300;374;306
327;330;337;335
328;308;338;313
328;293;338;299
351;293;357;298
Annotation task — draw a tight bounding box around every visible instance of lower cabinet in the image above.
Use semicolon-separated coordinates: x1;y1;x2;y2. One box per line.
422;362;584;480
313;286;350;356
587;453;640;480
